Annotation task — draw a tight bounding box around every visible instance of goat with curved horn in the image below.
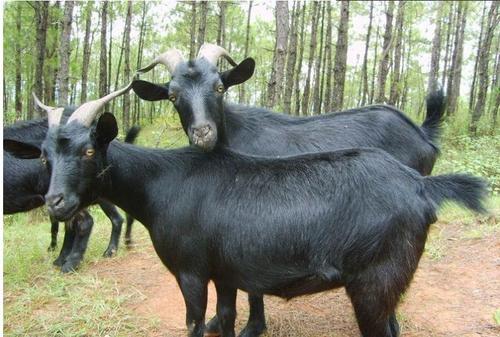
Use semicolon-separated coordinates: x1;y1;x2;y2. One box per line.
67;81;134;127
32;92;65;127
136;49;185;75
197;43;237;67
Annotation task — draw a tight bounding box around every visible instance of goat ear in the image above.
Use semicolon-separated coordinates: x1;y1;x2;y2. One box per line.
3;139;42;159
96;112;118;146
220;57;255;89
132;80;170;101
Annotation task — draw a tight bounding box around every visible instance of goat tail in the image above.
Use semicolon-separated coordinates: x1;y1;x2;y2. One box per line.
125;126;141;144
424;174;488;214
421;88;445;143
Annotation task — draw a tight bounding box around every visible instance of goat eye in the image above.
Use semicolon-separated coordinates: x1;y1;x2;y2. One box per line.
40;156;47;165
169;94;176;102
85;149;95;157
216;84;225;93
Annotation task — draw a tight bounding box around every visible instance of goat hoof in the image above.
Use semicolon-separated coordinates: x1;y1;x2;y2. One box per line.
125;239;134;249
47;244;57;252
61;261;79;273
238;322;267;337
204;316;221;336
103;247;117;258
53;257;65;267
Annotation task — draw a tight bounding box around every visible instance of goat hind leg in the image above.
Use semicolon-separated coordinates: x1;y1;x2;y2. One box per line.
238;294;266;337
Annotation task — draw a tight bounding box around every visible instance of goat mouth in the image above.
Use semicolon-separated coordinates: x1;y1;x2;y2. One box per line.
48;203;79;222
190;134;217;151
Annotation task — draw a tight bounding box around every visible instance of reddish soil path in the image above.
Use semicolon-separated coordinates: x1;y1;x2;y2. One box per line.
94;220;499;337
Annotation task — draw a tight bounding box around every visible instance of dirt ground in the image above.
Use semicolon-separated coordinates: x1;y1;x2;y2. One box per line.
92;220;500;337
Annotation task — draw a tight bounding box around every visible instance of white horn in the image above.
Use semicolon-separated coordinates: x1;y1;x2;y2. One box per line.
136;49;185;75
197;43;237;67
32;92;64;127
67;81;134;127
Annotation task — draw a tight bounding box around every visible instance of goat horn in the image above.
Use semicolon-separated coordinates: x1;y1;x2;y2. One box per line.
197;43;237;67
136;49;185;75
32;92;64;127
67;81;134;127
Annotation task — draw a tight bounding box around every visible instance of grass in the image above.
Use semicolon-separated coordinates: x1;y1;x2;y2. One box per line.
3;115;500;336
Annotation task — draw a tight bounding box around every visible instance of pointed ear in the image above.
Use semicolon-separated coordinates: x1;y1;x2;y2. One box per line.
4;139;42;159
220;58;255;89
96;113;118;146
132;80;170;101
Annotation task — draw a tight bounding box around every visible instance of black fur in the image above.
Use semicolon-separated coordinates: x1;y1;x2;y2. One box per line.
132;57;446;334
5;113;487;337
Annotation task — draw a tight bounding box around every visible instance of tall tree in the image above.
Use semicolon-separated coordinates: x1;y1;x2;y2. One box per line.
369;25;380;104
197;1;208;51
470;2;498;134
359;1;374;106
189;1;197;59
123;1;133;131
301;1;319;115
294;2;306;115
107;3;114;94
81;2;93;103
33;1;49;118
375;0;395;103
323;1;333;112
266;1;289;108
428;1;444;94
469;2;488;113
490;39;500;133
217;1;227;48
331;0;350;111
447;2;468;116
388;1;404;106
99;1;108;107
283;1;299;113
15;2;22;120
312;2;326;113
443;2;457;95
57;0;75;106
238;1;253;103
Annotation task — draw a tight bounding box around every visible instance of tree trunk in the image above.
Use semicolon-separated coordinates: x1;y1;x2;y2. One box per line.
134;2;148;124
331;0;350;111
293;2;306;116
123;0;133;131
217;2;227;48
388;1;404;105
491;43;500;133
447;2;468;116
197;1;208;51
301;1;319;115
57;0;74;106
107;3;113;95
359;1;373;106
469;2;498;135
33;1;49;117
312;2;325;113
99;1;108;108
266;1;289;108
445;2;458;105
469;2;488;113
428;2;444;94
283;1;299;113
375;0;395;104
189;1;197;59
15;2;22;120
239;1;253;104
369;25;380;104
400;25;412;112
81;1;93;103
441;2;454;89
322;1;333;112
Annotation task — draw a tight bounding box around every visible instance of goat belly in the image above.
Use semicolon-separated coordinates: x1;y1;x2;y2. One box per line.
265;273;344;299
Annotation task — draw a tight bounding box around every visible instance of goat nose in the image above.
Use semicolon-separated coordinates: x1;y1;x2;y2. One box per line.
46;193;65;210
193;125;212;137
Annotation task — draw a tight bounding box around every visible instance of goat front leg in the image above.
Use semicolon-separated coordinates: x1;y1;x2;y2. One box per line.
238;294;266;337
61;211;94;273
53;219;75;267
215;283;237;337
48;215;59;251
98;200;123;257
177;273;208;337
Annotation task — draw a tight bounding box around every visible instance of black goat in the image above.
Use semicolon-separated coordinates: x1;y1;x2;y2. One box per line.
4;85;487;337
131;45;445;335
3;112;140;272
